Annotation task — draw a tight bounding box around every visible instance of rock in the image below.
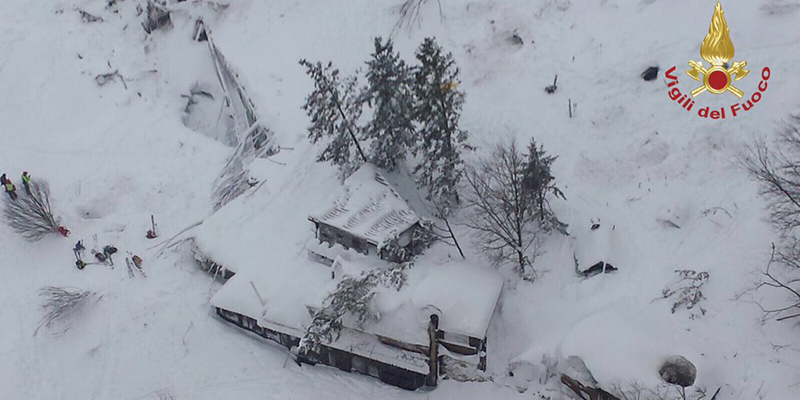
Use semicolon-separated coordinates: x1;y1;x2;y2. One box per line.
641;66;659;81
563;355;598;386
659;356;697;387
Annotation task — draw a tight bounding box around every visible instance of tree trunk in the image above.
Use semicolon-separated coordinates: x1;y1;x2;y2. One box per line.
331;90;368;163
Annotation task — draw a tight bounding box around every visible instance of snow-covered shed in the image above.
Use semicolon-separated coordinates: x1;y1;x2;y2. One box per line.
572;221;619;277
210;258;503;389
308;164;421;259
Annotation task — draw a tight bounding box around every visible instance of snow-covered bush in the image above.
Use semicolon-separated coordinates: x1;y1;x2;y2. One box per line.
661;270;709;319
4;179;61;241
35;286;99;337
379;220;436;263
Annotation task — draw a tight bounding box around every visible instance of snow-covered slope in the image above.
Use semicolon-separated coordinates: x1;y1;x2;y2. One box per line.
1;0;799;399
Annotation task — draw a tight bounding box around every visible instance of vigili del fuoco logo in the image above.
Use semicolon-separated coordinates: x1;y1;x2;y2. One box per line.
664;2;770;119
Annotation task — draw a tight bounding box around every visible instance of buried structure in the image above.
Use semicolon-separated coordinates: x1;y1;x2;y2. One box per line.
210;259;502;389
307;164;424;262
197;164;503;389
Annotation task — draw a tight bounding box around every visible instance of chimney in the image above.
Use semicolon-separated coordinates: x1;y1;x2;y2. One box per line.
427;314;439;386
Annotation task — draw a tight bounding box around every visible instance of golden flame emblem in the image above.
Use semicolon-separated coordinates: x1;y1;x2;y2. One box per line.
686;2;749;97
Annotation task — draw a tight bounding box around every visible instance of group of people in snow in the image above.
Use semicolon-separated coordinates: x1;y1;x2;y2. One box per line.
1;171;31;200
73;240;119;269
72;236;143;276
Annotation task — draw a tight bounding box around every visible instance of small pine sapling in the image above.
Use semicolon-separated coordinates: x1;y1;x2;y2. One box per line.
661;270;710;319
522;137;567;234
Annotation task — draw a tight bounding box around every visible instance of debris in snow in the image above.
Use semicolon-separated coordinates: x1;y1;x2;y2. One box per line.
641;66;659;81
562;355;598;387
77;9;104;23
146;215;158;239
659;355;697;387
581;261;618;278
661;270;709;318
545;74;558;94
561;374;620;400
657;218;681;229
440;355;490;382
35;287;100;337
142;0;172;34
95;70;127;89
392;0;441;34
507;31;524;47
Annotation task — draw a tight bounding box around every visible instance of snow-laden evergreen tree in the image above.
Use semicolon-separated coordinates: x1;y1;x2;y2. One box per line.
412;37;472;216
299;60;366;177
522;137;567;234
299;263;411;355
362;37;416;171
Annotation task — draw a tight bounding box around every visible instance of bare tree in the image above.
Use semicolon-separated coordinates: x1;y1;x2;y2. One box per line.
737;244;800;322
392;0;444;35
35;286;100;337
465;139;542;278
741;116;800;322
4;179;61;241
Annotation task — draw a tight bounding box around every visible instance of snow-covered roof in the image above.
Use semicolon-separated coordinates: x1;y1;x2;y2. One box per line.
326;327;430;375
366;260;503;343
308;164;420;247
210;258;503;362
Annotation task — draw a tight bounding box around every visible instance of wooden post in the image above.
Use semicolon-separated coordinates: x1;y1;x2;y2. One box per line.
250;281;266;306
569;99;572;118
427;314;439;386
151;215;157;235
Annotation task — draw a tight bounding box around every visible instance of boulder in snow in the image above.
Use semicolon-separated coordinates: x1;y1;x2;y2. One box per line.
641;66;659;81
659;355;697;387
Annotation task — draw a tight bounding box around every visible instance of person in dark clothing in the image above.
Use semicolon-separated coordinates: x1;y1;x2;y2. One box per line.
0;173;7;186
103;245;117;266
5;180;17;200
73;241;85;259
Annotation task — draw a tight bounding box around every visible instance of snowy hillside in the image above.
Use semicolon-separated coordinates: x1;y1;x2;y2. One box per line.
1;0;799;399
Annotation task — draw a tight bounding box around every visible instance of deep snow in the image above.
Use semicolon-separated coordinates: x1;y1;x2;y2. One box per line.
1;0;799;399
